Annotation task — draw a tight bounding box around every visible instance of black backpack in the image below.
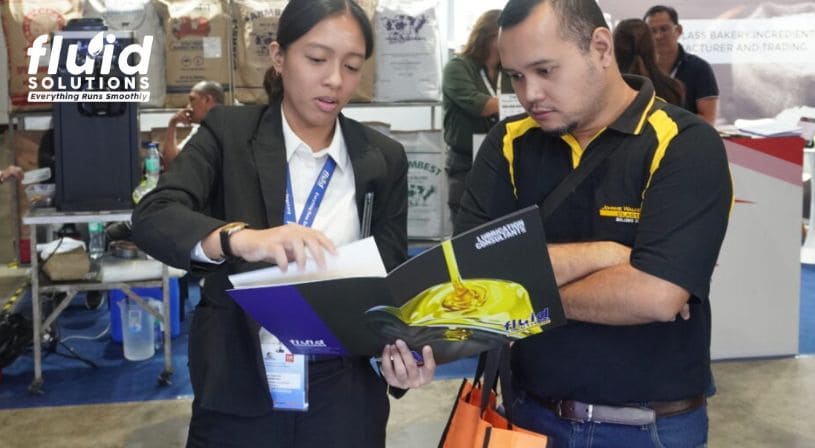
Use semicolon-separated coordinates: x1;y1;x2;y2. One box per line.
0;312;33;369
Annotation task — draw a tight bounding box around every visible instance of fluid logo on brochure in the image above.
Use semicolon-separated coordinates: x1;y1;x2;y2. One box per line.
289;339;328;348
26;32;153;103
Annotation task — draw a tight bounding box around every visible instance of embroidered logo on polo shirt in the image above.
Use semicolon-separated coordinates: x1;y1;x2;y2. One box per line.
599;205;641;223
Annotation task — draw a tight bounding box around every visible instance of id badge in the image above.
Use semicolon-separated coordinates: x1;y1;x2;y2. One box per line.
259;329;308;411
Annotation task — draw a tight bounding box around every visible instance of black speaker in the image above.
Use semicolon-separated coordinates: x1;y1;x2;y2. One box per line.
53;19;139;211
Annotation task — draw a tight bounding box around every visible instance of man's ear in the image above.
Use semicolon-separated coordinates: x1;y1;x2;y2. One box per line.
676;23;683;37
591;27;615;68
269;41;284;73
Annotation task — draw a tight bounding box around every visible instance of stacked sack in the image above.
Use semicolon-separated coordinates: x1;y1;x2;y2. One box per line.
373;0;442;102
1;0;83;112
82;0;167;108
156;0;232;107
230;0;286;105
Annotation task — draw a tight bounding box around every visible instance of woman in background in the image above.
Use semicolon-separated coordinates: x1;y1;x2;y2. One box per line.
131;1;434;446
442;9;513;221
613;18;685;107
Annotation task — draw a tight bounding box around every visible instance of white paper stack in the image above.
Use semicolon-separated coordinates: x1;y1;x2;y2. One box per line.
734;118;802;137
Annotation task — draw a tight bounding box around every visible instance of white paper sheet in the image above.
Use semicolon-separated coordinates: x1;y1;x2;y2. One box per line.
22;167;51;185
734;118;802;137
228;237;387;289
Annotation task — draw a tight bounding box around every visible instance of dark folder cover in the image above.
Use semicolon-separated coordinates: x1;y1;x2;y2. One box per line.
228;206;565;364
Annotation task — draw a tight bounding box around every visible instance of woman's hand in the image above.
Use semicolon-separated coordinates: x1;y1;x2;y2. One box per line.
204;223;337;270
379;340;436;389
230;224;337;270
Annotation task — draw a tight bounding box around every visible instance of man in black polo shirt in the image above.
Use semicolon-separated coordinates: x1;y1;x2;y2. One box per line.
645;5;719;125
454;1;732;447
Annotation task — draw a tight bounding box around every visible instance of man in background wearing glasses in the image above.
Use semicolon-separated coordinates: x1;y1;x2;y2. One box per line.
645;5;719;125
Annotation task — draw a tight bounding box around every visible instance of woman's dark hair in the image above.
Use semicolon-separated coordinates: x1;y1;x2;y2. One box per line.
460;10;501;66
613;18;684;106
265;0;374;102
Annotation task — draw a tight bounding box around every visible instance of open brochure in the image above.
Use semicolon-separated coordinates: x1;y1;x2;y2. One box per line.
228;206;565;365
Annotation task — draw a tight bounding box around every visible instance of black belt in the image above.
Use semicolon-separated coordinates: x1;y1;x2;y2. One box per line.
529;393;706;426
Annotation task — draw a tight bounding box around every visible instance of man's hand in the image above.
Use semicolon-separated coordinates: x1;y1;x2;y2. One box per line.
0;165;23;184
169;107;193;127
380;340;435;389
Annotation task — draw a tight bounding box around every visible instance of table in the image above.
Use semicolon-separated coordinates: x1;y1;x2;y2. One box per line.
711;137;804;359
22;208;173;394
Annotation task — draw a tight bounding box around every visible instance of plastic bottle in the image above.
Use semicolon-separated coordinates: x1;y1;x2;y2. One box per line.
132;142;161;204
88;221;105;259
149;299;164;352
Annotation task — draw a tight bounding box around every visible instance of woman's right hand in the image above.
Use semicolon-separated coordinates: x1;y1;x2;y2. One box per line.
227;224;337;271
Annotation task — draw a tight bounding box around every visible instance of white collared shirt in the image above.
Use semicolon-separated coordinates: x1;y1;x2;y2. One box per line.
280;108;359;246
191;106;359;263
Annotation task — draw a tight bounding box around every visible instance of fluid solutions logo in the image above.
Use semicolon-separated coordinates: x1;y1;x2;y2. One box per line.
26;32;153;103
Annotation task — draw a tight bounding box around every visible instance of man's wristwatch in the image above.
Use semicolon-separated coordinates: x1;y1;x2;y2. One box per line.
219;222;249;261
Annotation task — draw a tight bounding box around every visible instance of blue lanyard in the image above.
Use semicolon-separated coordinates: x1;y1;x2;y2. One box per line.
284;157;337;228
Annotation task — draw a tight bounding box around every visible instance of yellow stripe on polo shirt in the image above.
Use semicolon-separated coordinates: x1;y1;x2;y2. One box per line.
502;116;539;198
634;94;656;135
643;109;679;199
561;128;607;169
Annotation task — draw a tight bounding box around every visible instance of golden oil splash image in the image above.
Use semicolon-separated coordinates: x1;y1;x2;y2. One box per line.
366;241;544;341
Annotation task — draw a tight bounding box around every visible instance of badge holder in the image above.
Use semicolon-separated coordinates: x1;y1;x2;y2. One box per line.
260;329;308;411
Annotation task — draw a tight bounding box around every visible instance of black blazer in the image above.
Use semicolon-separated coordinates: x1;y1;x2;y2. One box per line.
131;103;408;416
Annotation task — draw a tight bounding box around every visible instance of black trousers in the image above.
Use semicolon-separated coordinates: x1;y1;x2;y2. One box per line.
186;357;389;448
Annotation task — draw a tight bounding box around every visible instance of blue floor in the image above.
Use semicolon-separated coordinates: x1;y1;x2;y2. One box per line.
0;290;194;409
1;264;811;410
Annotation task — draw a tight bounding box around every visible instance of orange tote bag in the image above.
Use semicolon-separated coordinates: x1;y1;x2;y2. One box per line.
438;346;549;447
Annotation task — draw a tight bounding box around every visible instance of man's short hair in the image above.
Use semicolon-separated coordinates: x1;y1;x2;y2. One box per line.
643;5;679;25
498;0;608;53
192;81;225;104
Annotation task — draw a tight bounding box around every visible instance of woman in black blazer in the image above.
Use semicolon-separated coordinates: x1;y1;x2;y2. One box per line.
131;1;435;446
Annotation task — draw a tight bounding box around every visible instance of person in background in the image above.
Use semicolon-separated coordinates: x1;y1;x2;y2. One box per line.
644;4;719;124
131;1;435;447
0;165;23;184
442;9;513;220
162;80;224;166
613;18;684;107
455;0;732;446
